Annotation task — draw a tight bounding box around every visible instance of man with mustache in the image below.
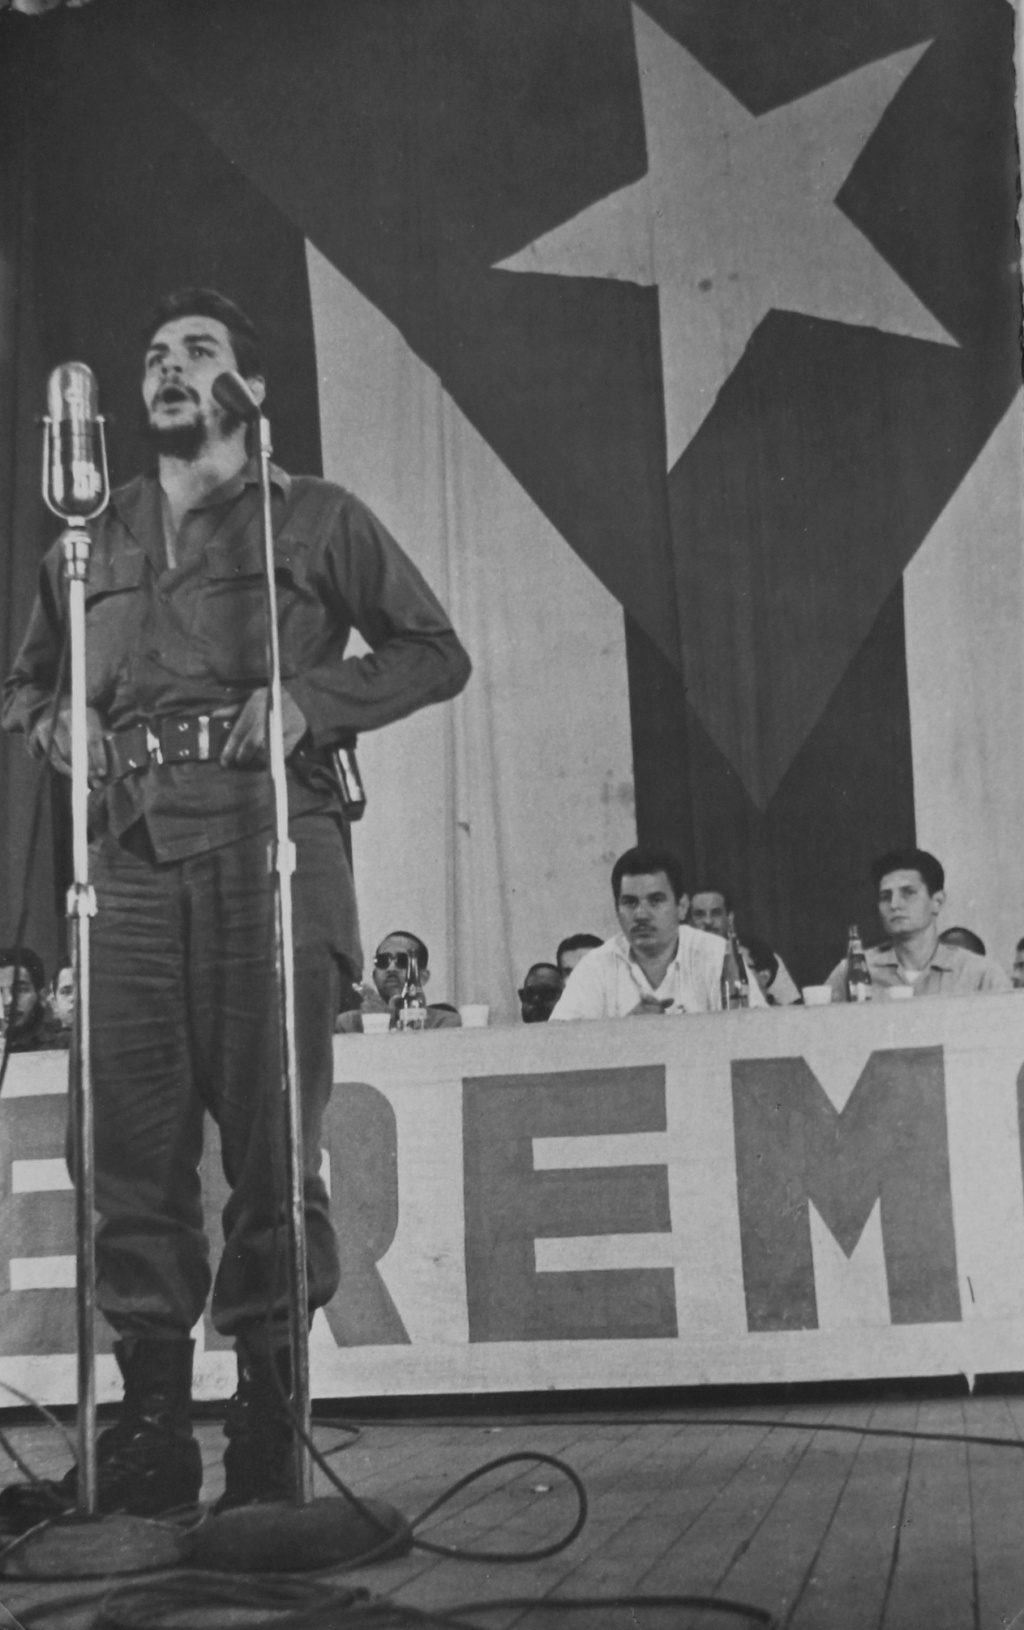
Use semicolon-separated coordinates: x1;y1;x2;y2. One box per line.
550;845;766;1019
1;288;470;1526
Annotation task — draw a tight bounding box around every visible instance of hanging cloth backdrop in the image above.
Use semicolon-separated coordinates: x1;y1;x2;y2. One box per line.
0;0;1019;1001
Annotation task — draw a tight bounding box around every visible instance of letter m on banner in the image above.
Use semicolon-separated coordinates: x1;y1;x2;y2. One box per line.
731;1048;960;1331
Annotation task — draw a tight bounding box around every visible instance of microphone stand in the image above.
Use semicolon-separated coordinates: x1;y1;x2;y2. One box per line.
191;380;408;1574
8;399;183;1577
253;410;313;1505
61;518;99;1520
39;397;110;1527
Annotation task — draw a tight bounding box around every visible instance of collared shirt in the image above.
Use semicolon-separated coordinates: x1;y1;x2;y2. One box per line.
549;927;767;1019
3;461;471;862
827;940;1012;1000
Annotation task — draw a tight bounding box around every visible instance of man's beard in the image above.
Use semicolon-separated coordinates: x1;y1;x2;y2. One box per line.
140;402;245;461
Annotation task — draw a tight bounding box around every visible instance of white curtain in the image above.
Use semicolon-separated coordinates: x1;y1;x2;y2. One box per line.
905;391;1024;970
307;245;637;1024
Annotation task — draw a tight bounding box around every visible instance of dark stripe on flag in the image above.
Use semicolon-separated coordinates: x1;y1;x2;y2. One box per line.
628;581;917;987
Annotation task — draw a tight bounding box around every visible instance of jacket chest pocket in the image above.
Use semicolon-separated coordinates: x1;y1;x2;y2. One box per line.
84;553;146;706
197;535;319;682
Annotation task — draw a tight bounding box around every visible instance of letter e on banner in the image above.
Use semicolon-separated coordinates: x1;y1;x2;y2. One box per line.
731;1048;960;1332
463;1067;676;1342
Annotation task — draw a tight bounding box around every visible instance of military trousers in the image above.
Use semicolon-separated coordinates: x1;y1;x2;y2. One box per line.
77;812;351;1342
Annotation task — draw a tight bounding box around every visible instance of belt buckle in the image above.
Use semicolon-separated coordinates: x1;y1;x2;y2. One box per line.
196;715;211;761
145;725;163;766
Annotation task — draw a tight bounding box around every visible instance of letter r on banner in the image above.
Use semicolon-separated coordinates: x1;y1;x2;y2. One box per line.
731;1047;961;1331
462;1067;676;1342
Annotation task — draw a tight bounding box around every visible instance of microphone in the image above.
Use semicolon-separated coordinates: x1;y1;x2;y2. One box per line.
212;370;262;422
42;362;110;523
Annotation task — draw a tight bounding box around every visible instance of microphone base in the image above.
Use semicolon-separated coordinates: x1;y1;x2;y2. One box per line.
0;1510;190;1578
187;1494;412;1574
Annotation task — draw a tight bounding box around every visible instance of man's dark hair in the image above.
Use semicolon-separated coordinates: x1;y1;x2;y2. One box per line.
0;946;45;993
524;962;562;984
556;933;603;964
691;885;733;912
380;931;429;970
939;926;986;957
611;847;686;904
870;847;944;896
142;288;263;379
741;934;778;980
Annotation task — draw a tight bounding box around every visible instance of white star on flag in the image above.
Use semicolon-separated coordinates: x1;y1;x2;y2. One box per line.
497;5;957;467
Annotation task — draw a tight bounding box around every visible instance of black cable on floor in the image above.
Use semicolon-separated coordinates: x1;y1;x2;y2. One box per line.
561;1412;1024;1453
346;1409;1024;1455
310;1417;361;1453
444;1594;777;1628
409;1451;587;1562
23;1573;778;1630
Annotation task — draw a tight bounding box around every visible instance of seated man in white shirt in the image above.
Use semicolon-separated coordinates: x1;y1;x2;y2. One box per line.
550;846;766;1020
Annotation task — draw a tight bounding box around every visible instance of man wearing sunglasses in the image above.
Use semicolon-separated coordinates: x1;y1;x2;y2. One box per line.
519;962;564;1023
337;931;461;1031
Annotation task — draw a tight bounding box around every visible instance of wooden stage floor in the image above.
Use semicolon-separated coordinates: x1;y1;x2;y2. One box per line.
2;1392;1024;1628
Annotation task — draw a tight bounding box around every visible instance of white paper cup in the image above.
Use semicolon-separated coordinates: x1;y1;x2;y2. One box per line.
361;1011;392;1035
802;985;833;1007
887;984;914;1001
459;1004;490;1028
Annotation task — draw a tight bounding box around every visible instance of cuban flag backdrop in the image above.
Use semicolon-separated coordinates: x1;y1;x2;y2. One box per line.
0;0;1019;1017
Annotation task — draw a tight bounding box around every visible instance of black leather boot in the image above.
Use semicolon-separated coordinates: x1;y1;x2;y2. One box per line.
215;1336;297;1511
0;1338;202;1536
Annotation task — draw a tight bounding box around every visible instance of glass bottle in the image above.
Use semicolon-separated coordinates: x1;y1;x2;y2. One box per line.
395;953;429;1031
846;925;872;1003
721;932;750;1010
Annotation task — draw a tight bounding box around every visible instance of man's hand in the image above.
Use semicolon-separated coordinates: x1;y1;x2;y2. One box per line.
30;705;107;785
628;994;673;1017
220;687;309;767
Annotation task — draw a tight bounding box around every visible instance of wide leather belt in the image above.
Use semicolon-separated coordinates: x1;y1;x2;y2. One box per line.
105;714;238;780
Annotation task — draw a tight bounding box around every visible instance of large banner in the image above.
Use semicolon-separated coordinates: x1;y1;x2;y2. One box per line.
3;999;1024;1404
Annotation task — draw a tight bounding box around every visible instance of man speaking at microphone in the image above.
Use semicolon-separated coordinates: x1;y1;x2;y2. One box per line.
1;289;470;1524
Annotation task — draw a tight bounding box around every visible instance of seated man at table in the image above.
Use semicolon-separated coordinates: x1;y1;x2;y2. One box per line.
42;957;75;1049
0;947;51;1052
555;933;604;981
519;962;564;1023
938;926;987;956
827;848;1011;1000
688;885;800;1005
551;846;765;1020
337;930;461;1031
